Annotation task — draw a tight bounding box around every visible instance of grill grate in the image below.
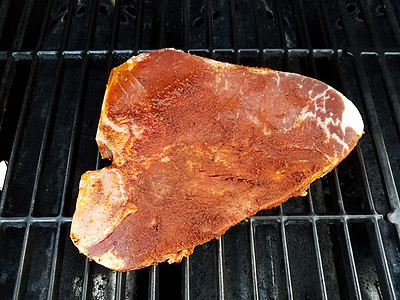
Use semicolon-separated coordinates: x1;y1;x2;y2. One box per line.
0;0;400;299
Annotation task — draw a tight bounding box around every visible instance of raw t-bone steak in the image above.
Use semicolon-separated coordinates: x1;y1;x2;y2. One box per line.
71;49;363;271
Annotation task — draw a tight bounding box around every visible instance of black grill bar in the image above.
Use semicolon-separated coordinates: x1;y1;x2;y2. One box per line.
371;217;397;299
183;257;190;300
182;0;190;51
294;0;312;49
311;220;328;300
342;220;362;299
249;218;260;300
355;146;377;213
308;191;328;300
157;1;166;49
115;270;125;300
280;219;294;299
271;0;287;51
47;222;63;300
11;224;31;300
217;235;225;300
80;254;91;300
133;0;144;53
228;0;238;58
148;265;158;300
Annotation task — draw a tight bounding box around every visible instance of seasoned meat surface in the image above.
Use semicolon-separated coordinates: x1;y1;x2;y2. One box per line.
71;49;363;271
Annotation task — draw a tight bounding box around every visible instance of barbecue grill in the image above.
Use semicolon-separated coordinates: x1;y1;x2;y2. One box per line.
0;0;399;299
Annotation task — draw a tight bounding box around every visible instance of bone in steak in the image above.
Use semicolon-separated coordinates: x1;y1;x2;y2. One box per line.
70;49;364;271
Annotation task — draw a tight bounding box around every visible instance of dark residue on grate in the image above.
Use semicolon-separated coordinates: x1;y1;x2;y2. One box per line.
0;0;400;299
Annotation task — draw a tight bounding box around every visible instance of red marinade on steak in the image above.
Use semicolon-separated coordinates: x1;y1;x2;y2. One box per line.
71;49;364;271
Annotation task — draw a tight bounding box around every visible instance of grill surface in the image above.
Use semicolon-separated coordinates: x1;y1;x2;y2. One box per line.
0;0;400;299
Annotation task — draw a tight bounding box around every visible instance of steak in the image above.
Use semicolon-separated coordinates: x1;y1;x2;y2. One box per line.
70;49;364;271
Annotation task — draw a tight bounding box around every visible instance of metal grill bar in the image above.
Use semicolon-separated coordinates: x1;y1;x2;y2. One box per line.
294;0;312;49
11;224;31;300
280;220;294;300
80;258;90;300
342;221;362;299
0;56;14;127
228;0;237;57
0;217;72;224
354;145;377;213
316;0;337;49
183;257;190;300
183;0;190;51
109;0;122;51
148;265;158;300
217;236;225;300
249;218;259;300
371;217;396;299
47;224;62;300
115;271;125;300
250;0;262;51
307;190;328;300
133;0;144;52
33;0;54;50
270;0;287;51
311;220;328;300
205;0;214;51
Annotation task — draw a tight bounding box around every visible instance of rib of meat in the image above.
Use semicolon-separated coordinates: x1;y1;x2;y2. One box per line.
70;49;364;271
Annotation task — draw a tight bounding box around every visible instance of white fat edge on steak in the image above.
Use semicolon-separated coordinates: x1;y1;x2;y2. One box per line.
72;168;137;249
95;248;127;271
